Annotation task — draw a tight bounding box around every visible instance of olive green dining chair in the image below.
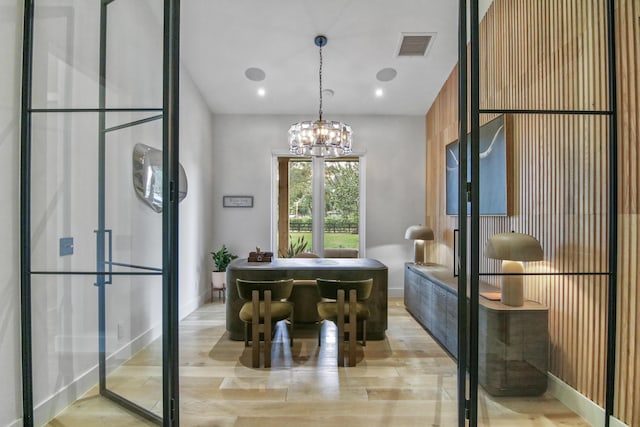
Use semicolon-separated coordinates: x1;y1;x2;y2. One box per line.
290;252;322;323
316;278;373;367
236;278;294;368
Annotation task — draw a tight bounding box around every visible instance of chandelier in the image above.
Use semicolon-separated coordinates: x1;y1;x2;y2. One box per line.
288;35;353;158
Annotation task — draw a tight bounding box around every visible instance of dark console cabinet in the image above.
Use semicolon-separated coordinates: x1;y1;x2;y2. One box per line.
404;264;458;356
404;263;549;396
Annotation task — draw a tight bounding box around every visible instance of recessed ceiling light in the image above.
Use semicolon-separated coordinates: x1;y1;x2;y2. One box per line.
245;67;266;82
257;88;266;97
376;68;397;82
375;88;384;98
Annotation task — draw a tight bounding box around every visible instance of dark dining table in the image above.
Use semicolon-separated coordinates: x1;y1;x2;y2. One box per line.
225;257;388;341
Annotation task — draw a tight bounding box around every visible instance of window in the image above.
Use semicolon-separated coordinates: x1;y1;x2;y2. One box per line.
274;156;364;257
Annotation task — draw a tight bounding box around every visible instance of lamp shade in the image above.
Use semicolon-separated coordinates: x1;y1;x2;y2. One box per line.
485;232;543;261
405;225;434;241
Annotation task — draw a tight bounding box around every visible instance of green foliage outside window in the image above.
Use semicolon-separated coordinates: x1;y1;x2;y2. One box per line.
286;159;360;251
288;160;359;222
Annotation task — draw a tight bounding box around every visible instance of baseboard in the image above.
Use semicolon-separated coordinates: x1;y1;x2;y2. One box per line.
177;287;223;319
611;417;629;427
388;287;404;298
548;373;629;427
33;292;206;425
33;323;162;425
179;290;208;320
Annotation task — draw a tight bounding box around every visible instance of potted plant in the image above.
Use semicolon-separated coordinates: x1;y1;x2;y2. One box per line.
210;245;238;302
278;235;309;258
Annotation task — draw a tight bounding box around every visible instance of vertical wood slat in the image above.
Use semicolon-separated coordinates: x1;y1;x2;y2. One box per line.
425;0;639;424
616;0;640;422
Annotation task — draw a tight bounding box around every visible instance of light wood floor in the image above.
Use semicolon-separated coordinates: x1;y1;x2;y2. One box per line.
48;298;588;426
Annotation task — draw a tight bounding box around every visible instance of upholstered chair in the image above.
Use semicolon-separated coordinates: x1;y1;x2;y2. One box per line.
323;248;358;258
316;278;373;367
236;279;294;368
293;252;321;258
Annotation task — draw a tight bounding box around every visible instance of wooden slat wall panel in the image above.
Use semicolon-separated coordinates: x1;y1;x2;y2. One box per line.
616;0;640;423
425;0;639;423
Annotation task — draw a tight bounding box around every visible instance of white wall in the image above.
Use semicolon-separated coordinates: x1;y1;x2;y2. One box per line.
210;114;426;294
0;1;216;425
0;1;24;425
178;69;217;315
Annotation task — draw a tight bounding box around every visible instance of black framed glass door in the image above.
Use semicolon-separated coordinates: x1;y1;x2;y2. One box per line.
457;1;618;426
20;0;180;425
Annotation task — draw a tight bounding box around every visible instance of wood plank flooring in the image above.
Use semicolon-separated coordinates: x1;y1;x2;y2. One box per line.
47;298;588;426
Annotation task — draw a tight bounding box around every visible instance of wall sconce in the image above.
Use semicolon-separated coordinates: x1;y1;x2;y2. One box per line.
485;232;543;306
405;225;434;264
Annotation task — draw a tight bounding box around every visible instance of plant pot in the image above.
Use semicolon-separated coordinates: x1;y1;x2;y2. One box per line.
211;271;227;302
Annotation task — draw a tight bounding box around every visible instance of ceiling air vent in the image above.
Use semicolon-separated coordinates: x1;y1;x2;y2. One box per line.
397;33;435;57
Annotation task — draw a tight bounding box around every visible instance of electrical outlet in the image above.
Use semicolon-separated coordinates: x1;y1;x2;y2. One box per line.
117;323;124;340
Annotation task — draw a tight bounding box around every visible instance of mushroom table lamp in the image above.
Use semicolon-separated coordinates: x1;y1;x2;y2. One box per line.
405;225;434;264
485;232;543;306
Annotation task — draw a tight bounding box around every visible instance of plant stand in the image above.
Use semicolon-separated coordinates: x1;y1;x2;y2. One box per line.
211;271;226;303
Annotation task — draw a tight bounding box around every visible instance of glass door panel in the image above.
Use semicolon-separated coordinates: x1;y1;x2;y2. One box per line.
102;111;163;415
31;1;101;110
105;0;163;110
25;0;171;424
29;112;99;272
30;274;100;426
104;275;163;416
323;159;360;256
287;159;313;255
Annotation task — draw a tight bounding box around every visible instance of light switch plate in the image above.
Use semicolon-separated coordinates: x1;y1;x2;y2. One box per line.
59;237;74;256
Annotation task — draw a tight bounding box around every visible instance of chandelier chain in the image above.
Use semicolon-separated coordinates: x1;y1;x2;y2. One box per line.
318;43;323;121
288;35;352;158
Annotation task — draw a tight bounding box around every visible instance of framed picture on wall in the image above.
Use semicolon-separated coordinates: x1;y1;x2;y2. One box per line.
223;195;254;208
445;115;512;216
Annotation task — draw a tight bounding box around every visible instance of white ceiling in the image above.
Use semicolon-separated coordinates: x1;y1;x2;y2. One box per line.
180;0;462;117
